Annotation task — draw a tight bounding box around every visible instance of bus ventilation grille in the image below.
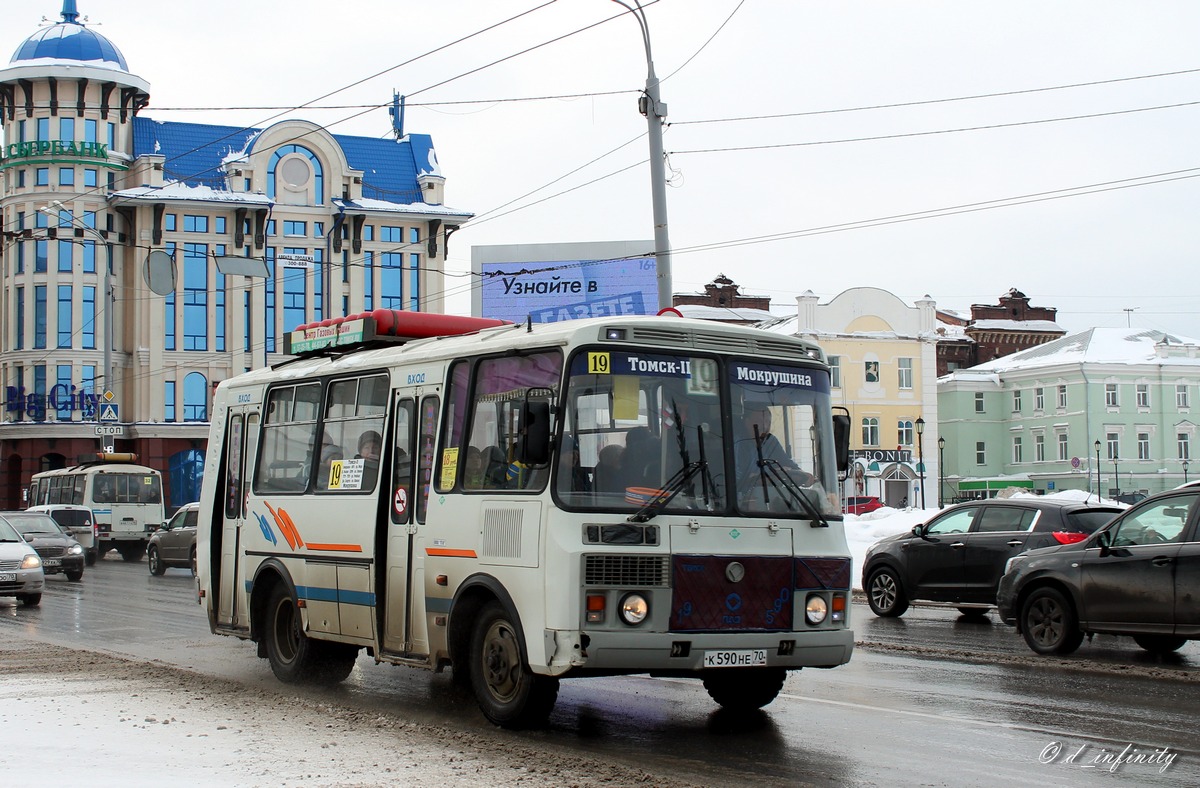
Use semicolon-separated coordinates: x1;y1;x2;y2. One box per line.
583;555;671;587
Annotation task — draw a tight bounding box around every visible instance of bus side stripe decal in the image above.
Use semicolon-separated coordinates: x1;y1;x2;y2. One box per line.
295;585;376;606
306;543;363;553
425;547;476;558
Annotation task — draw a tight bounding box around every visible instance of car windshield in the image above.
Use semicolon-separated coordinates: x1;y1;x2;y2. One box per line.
6;515;65;536
0;521;20;541
554;350;839;519
1064;508;1120;534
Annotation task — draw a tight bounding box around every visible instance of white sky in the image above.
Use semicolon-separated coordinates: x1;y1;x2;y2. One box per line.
15;1;1200;335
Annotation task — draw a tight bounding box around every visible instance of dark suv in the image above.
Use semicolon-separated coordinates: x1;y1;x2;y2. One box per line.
863;498;1121;618
998;485;1199;656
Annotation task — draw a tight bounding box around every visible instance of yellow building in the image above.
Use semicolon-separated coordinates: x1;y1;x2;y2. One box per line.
762;288;941;508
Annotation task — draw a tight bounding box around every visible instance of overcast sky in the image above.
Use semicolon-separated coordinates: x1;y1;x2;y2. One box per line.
17;1;1200;337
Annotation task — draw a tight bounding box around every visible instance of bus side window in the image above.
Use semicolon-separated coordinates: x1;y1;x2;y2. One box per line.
390;398;416;523
254;383;320;493
416;396;439;524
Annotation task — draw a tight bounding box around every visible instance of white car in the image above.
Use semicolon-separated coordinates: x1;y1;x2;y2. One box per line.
27;504;97;565
0;517;45;607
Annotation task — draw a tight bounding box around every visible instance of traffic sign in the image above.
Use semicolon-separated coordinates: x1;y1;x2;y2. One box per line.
95;424;124;436
98;403;119;422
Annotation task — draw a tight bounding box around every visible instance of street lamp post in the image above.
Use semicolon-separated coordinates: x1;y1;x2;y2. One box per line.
915;417;926;510
40;202;113;398
1094;440;1102;502
1185;459;1190;485
1113;456;1120;501
937;436;946;508
611;0;672;310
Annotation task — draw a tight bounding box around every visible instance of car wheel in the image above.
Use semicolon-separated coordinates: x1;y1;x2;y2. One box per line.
264;585;358;685
85;550;97;567
866;567;909;617
96;544;110;560
1020;587;1083;655
19;593;41;607
66;570;84;582
147;546;166;576
469;600;559;728
703;668;787;711
190;547;197;577
1132;635;1187;654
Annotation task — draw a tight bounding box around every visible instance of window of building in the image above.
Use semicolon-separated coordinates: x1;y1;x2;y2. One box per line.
1107;432;1119;460
1057;432;1069;461
56;365;73;420
283;220;306;237
214;245;226;352
314;221;324;238
183;243;208;350
17;169;25;188
164;214;177;232
829;356;841;388
59;117;75;141
15;286;24;349
57;285;72;348
409;252;420;311
1057;385;1067;408
1105;383;1119;407
363;250;373;310
36;167;49;186
84;168;97;187
1136;384;1150;408
282;247;308;331
897;420;913;446
1178;385;1190;409
380;252;402;309
167;449;206;510
107;122;115;149
37;117;49;139
897;358;913;389
57;239;73;273
1031;433;1043;462
362;224;374;242
85;118;97;143
974;392;985;413
1012;389;1022;412
1012;436;1023;464
1137;432;1151;460
58;167;74;186
312;249;323;323
34;285;47;349
976;441;986;465
1034;387;1045;411
862;417;879;446
82;287;95;349
215;217;226;234
35;239;48;273
268;144;324;205
1179;433;1191;460
265;254;275;353
183;372;208;421
380;225;403;244
184;215;209;233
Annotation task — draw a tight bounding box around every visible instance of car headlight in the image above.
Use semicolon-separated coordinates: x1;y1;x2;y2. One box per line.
618;593;649;625
21;554;42;569
1004;554;1026;575
805;594;828;624
68;544;84;556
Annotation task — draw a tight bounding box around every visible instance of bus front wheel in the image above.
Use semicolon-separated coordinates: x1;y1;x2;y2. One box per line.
703;667;787;711
264;585;357;685
469;601;558;729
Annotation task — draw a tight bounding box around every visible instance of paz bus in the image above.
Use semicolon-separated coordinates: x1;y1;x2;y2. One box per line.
196;310;854;728
28;453;165;562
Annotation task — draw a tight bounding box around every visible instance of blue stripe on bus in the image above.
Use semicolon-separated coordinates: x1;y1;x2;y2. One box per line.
239;580;375;607
425;596;452;614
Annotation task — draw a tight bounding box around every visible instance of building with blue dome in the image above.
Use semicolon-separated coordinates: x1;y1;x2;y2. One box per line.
0;2;471;515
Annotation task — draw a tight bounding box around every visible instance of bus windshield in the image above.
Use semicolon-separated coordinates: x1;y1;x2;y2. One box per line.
555;349;839;518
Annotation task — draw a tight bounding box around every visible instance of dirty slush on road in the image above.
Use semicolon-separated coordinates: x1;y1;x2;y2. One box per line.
0;637;705;787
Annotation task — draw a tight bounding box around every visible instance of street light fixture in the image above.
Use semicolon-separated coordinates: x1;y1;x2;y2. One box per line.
1184;459;1190;485
40;202;113;399
611;0;672;310
915;417;926;509
937;436;946;508
1113;454;1120;501
1094;440;1102;502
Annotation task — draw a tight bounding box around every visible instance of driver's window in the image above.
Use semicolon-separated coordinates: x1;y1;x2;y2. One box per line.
1109;494;1196;546
927;507;978;535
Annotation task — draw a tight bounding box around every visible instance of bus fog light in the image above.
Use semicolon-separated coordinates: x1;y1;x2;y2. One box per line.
619;593;649;625
805;595;828;624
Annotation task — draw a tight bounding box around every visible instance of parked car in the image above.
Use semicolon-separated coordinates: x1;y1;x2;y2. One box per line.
863;498;1122;618
998;486;1199;656
147;502;198;576
844;496;884;515
0;517;45;606
27;504;98;565
0;511;85;582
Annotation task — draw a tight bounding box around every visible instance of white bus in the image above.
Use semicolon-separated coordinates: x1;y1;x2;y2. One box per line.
197;311;853;728
27;453;166;561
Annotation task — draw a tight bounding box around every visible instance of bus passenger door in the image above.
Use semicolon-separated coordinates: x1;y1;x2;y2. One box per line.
218;408;259;630
380;395;418;656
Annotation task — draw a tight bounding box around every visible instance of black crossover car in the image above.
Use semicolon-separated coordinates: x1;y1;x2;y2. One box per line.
863;498;1121;618
998;485;1200;656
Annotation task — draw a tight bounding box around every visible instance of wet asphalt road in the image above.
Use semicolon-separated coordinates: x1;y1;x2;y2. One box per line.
3;555;1199;787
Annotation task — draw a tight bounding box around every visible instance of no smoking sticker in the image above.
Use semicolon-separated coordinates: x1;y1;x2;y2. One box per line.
393;487;408;517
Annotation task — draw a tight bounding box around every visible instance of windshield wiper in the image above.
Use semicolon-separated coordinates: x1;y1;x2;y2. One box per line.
627;460;707;523
755;459;830;528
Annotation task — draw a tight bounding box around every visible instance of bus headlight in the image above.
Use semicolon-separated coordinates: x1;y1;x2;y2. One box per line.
805;594;828;625
619;593;649;625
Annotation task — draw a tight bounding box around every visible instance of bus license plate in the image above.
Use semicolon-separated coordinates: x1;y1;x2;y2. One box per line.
703;649;767;668
43;559;61;567
0;573;15;582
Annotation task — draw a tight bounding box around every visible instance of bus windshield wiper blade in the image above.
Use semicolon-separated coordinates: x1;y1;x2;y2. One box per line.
758;459;829;528
627;461;706;523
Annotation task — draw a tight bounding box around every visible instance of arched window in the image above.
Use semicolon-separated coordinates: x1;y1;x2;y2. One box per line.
39;452;67;472
168;449;205;509
183;372;208;422
268;144;324;206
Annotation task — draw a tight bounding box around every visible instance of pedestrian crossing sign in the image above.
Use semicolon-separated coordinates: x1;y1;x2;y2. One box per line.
99;404;119;422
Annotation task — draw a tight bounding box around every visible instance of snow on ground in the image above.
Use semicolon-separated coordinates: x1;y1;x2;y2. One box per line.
842;489;1124;591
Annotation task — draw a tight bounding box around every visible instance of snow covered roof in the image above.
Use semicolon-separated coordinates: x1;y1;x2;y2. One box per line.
674;304;776;322
968;328;1200;372
969;319;1064;332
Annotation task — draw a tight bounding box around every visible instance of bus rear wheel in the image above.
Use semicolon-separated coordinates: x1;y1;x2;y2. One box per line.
703;667;787;711
264;585;358;685
118;543;144;562
469;601;558;729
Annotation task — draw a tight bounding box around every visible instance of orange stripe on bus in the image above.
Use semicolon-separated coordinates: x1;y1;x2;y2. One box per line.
305;543;363;553
425;547;477;558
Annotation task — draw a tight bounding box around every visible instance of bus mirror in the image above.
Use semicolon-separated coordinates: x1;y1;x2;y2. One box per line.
832;407;851;472
516;393;552;466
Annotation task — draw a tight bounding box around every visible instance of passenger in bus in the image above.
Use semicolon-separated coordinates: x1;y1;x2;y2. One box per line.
316;432;343;489
593;444;625;493
481;446;510;488
735;403;814;489
463;447;486;489
356;430;382;489
621;427;659;488
557;435;591;493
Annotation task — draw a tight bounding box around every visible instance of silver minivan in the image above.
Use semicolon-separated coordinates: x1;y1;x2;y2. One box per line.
27;504;97;565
